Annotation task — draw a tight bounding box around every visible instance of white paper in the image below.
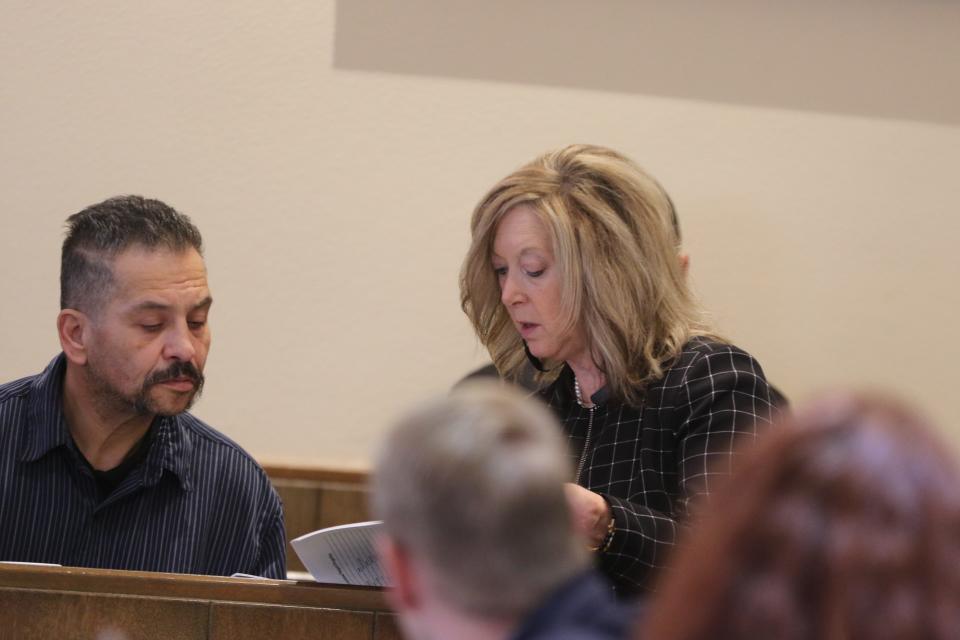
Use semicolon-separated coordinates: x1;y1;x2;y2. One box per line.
290;520;388;587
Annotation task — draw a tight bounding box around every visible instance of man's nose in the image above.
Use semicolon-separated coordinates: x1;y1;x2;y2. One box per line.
163;322;197;362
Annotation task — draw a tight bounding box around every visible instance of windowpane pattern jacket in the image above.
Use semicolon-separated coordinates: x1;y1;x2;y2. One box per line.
541;338;782;595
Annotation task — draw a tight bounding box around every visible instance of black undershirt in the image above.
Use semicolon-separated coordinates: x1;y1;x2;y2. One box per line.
77;427;154;500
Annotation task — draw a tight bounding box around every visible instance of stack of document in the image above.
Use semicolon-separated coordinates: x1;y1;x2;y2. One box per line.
291;520;388;587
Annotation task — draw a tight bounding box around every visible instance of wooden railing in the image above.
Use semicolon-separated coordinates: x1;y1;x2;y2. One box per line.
0;563;399;640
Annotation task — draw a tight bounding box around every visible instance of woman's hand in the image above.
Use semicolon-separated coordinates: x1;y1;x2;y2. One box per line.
564;482;613;548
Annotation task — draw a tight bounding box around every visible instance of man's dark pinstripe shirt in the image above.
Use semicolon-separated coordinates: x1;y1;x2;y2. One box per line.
0;354;286;578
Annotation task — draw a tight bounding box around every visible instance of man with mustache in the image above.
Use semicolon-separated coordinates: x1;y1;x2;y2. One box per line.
0;196;285;578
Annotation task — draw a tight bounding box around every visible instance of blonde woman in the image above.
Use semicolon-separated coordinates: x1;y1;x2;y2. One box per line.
460;144;783;597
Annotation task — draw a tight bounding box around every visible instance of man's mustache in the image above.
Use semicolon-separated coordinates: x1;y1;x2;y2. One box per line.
144;361;205;389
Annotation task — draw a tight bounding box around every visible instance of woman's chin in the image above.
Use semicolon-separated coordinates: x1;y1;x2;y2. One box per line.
527;345;561;364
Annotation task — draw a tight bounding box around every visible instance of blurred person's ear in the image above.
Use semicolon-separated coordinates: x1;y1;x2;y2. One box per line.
377;535;422;612
678;253;690;277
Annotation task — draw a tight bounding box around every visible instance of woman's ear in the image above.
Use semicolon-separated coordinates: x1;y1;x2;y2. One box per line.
58;309;89;366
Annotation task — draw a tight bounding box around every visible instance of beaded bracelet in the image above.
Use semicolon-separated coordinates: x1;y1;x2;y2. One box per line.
589;516;616;553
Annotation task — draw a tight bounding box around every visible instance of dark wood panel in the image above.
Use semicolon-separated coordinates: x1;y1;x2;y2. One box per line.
272;477;371;573
261;465;368;485
317;483;369;528
210;603;373;640
274;480;323;572
374;613;404;640
0;588;208;640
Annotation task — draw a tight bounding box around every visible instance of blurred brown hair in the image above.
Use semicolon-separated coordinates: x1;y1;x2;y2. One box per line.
643;393;960;640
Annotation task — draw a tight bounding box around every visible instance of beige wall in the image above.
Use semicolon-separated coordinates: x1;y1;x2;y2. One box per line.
1;1;958;469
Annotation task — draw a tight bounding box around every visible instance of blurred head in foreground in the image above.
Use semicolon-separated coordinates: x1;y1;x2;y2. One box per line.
372;383;591;640
643;392;960;640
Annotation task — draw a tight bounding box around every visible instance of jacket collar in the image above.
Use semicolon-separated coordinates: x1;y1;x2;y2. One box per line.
553;365;612;408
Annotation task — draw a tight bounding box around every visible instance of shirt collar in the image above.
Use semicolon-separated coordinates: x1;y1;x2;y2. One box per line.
142;414;194;492
20;353;194;492
510;570;620;640
20;354;72;462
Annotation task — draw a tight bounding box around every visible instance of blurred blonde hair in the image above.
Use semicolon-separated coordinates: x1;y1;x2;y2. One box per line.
460;144;716;405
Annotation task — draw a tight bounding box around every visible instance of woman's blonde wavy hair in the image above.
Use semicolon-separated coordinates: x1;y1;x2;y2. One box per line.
460;144;718;406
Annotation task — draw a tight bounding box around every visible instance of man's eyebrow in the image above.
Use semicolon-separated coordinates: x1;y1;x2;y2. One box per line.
130;301;170;313
129;296;213;313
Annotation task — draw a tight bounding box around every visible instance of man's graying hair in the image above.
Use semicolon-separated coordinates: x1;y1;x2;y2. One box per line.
372;383;589;619
61;195;203;313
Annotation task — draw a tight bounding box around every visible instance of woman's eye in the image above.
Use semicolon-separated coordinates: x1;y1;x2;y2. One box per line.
493;266;507;277
527;269;545;278
141;324;162;332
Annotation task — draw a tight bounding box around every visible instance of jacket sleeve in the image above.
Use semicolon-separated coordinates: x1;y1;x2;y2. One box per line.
598;346;783;592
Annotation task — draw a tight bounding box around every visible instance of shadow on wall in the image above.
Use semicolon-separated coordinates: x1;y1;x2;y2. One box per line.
333;0;960;126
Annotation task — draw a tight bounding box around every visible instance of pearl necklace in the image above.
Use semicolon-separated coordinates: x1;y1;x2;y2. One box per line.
573;375;594;409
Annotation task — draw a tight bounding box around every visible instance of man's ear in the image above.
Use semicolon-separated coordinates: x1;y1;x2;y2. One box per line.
58;309;90;366
377;535;422;612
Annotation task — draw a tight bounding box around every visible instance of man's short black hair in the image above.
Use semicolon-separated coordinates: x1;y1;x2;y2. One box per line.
60;195;203;313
